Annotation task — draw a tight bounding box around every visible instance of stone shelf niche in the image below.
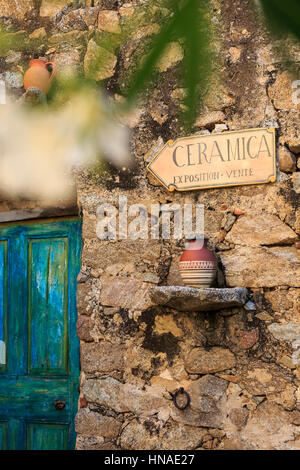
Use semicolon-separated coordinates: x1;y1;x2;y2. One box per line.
148;286;248;312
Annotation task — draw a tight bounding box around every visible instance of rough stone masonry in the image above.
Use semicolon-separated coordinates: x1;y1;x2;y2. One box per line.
0;0;300;450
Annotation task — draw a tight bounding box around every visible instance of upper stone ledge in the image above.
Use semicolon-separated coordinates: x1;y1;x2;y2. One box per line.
148;286;248;312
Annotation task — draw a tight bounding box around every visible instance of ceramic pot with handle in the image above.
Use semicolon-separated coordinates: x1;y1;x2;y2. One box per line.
179;238;218;288
24;59;57;94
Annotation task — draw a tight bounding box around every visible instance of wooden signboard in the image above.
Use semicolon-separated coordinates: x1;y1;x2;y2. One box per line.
147;127;276;191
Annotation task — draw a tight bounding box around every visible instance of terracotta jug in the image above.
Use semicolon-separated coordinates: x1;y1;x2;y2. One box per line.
179;238;218;288
24;59;57;94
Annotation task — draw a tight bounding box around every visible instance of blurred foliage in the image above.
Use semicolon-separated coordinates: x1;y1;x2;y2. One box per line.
258;0;300;75
124;0;300;126
0;0;213;130
0;0;300;129
259;0;300;41
124;0;212;130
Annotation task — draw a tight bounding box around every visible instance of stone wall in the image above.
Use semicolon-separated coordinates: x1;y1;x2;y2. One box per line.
1;0;300;450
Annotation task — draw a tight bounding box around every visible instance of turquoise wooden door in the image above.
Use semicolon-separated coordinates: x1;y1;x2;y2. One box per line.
0;218;81;450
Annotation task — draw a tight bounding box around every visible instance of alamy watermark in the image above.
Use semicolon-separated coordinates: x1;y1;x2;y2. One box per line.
96;196;205;241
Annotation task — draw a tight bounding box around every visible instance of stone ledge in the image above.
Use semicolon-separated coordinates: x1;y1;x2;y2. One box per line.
148;286;248;312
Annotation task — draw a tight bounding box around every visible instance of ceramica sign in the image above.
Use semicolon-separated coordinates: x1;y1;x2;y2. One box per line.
147;127;276;191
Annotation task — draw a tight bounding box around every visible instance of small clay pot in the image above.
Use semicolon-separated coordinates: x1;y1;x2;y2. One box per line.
179;238;217;288
24;59;57;94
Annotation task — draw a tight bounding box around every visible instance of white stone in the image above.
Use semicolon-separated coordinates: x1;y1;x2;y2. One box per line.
268;322;300;343
221;246;300;287
97;10;121;34
84;39;117;81
225;214;298;246
0;72;23;88
156;42;184;73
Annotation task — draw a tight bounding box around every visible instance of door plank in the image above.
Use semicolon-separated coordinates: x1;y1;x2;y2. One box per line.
0;241;7;372
28;238;68;375
27;423;69;450
0;421;7;450
8;418;24;450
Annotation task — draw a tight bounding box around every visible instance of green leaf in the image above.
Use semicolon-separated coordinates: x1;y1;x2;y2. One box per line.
125;0;212;130
260;0;300;41
125;9;179;100
179;0;211;129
